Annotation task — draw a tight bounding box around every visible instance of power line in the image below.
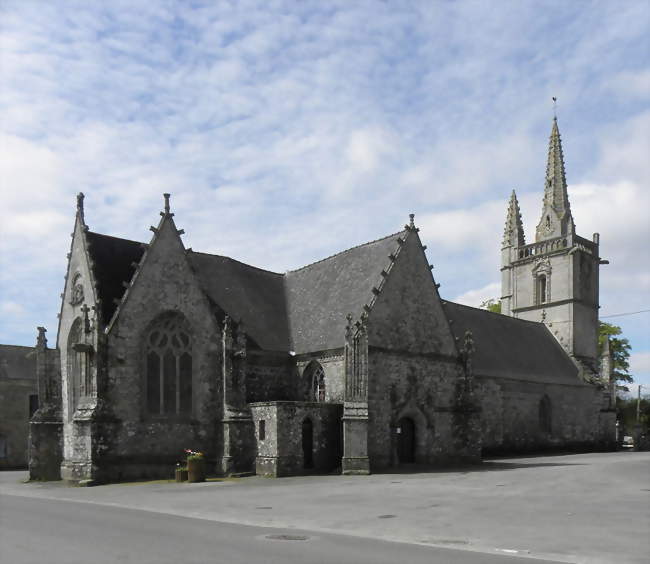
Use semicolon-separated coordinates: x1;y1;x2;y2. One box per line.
601;309;650;319
504;308;650;325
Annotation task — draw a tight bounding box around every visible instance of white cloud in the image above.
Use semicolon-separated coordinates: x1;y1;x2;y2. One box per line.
452;283;501;308
603;69;650;101
630;352;650;375
0;0;648;357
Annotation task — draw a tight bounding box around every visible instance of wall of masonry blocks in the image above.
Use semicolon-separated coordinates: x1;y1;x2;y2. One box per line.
250;401;342;477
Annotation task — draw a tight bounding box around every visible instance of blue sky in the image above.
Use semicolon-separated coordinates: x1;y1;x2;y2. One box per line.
1;0;648;389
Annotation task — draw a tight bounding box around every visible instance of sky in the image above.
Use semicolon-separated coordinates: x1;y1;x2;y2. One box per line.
1;0;649;390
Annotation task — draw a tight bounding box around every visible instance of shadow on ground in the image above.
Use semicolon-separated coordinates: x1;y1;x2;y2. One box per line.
378;459;586;475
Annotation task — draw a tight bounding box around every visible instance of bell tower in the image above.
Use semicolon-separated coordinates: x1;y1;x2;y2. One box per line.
500;117;605;379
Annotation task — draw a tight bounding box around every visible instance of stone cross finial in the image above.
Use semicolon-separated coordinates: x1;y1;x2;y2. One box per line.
77;192;85;223
163;193;171;215
81;304;91;333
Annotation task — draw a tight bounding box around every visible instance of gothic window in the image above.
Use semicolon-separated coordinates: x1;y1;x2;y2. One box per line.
303;361;326;402
538;275;547;304
539;395;552;434
145;313;192;417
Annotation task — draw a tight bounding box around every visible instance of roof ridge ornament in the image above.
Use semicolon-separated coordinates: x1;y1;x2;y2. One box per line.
160;193;174;218
77;192;85;224
405;213;419;232
36;326;47;349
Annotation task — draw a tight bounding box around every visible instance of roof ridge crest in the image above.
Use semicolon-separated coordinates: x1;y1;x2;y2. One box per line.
87;230;147;246
287;230;407;274
444;300;549;326
190;251;283;276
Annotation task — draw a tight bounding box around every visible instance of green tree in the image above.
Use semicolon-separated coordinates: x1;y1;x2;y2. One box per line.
616;395;650;434
598;322;633;391
479;299;501;314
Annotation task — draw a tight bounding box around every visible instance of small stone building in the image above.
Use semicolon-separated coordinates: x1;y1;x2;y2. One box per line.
0;345;37;468
28;117;615;484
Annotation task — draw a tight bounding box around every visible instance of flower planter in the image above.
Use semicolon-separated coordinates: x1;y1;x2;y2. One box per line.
187;458;205;483
175;468;188;482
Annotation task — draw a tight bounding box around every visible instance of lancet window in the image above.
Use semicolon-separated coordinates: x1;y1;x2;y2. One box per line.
539;395;552;434
145;313;192;417
537;274;548;304
304;361;326;402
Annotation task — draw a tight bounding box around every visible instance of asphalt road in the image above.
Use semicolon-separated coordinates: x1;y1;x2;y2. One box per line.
1;494;562;564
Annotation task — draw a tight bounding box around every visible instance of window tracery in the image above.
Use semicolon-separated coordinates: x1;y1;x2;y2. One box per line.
145;313;192;417
303;361;326;402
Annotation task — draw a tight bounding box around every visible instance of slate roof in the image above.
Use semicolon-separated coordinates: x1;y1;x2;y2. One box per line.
0;345;36;380
83;228;403;354
187;252;289;351
442;301;583;386
285;232;405;353
85;231;146;325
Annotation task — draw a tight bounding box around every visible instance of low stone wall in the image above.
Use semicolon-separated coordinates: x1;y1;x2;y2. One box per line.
249;401;343;477
29;420;62;481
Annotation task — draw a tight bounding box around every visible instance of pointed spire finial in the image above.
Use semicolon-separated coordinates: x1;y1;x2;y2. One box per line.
164;193;171;214
503;190;525;248
535;114;574;241
409;213;415;229
77;192;85;223
552;96;557;119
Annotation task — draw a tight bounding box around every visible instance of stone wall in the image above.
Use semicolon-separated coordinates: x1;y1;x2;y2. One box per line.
367;351;478;469
479;376;615;453
246;353;296;402
0;345;37;468
363;229;479;470
366;231;457;357
249;401;342;476
94;217;224;482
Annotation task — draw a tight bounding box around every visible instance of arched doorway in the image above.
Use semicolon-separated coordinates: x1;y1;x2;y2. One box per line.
397;417;416;463
302;418;314;469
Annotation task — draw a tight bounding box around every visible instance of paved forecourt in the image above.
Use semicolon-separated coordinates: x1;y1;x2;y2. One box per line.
1;451;648;563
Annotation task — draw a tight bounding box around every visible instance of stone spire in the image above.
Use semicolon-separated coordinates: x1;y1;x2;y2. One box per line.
502;190;525;248
536;118;575;241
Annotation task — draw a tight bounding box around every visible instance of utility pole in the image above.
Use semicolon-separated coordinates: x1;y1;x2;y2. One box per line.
634;385;642;451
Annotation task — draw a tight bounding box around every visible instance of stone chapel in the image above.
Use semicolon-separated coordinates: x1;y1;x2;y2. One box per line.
29;118;616;484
